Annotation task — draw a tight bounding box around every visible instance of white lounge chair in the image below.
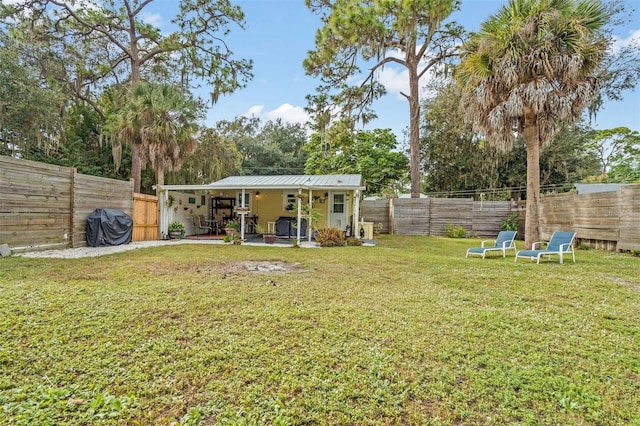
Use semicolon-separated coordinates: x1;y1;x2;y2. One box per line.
466;230;517;259
515;231;576;264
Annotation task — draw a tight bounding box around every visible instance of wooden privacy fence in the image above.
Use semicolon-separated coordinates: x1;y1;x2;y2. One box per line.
539;184;640;251
361;198;513;237
363;184;640;251
0;156;158;252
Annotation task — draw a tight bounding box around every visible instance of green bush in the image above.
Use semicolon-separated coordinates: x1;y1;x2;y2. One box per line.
501;211;519;231
444;224;467;238
315;227;346;247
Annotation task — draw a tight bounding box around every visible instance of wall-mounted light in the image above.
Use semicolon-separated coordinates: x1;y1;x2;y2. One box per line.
255;191;260;197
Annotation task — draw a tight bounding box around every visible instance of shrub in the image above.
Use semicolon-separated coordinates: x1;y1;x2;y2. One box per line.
225;220;241;231
444;224;467;238
501;212;519;231
577;242;591;250
346;237;363;246
315;227;346;247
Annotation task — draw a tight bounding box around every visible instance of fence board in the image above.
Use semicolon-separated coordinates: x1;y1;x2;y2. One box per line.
574;191;620;241
391;198;431;235
618;185;640;250
0;157;72;251
1;156;141;252
472;201;512;236
430;198;473;236
72;173;134;248
539;193;575;240
360;199;390;234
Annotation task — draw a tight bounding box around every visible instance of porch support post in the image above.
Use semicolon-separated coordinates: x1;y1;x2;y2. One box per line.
354;189;361;239
308;188;313;242
296;188;302;244
240;188;246;241
159;187;168;239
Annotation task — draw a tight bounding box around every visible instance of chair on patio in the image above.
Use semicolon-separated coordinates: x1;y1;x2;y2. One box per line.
515;231;576;264
466;230;517;259
193;215;212;235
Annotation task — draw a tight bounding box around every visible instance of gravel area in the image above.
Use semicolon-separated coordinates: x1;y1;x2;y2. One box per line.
16;239;324;259
17;239;221;259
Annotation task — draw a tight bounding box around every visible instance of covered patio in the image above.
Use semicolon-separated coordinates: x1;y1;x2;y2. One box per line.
158;174;365;242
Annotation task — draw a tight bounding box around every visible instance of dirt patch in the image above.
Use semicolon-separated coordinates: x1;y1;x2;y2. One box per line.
232;261;307;274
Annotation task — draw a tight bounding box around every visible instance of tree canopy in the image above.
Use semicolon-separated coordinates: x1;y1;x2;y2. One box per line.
305;128;408;196
1;0;252;192
456;0;609;248
213;117;309;176
420;79;600;197
586;127;640;182
304;0;462;198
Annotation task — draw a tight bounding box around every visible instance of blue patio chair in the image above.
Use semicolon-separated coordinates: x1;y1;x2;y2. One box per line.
466;230;517;259
515;231;576;264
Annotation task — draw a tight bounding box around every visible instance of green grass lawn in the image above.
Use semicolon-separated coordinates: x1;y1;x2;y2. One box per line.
1;236;638;425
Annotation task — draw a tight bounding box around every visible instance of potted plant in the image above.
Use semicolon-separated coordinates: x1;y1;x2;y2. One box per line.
224;219;241;237
256;224;276;244
168;221;185;239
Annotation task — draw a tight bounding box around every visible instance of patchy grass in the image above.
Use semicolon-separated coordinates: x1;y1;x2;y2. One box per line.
1;236;639;425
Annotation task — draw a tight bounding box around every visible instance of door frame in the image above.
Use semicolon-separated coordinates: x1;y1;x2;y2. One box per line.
328;191;348;230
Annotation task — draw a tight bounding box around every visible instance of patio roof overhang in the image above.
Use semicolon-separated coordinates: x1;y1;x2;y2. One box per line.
158;174;365;192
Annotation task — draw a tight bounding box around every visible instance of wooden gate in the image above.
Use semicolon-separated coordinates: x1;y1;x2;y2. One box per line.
133;193;158;241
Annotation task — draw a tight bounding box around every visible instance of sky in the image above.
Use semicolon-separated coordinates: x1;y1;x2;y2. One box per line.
150;0;640;143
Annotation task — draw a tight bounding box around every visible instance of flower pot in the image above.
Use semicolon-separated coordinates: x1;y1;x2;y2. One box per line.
224;228;239;237
169;231;182;239
262;233;276;244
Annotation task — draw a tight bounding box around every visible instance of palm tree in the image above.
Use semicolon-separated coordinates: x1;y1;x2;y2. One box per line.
119;82;198;191
455;0;608;248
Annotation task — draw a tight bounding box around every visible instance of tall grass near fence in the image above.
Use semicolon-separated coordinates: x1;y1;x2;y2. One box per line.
1;236;638;424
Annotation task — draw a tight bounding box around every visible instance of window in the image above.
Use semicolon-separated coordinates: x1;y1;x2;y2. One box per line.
236;192;251;208
284;192;296;211
333;193;345;213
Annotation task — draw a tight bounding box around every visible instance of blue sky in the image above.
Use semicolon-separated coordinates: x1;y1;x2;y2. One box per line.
153;0;640;142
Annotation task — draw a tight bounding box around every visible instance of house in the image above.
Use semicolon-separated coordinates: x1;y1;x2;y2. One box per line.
158;174;365;241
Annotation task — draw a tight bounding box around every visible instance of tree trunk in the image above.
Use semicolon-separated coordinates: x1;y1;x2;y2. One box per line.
524;107;540;249
129;38;142;192
408;58;421;199
156;164;164;196
131;144;142;193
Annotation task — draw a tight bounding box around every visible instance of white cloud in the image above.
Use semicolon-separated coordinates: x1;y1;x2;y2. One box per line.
265;103;308;124
243;103;309;126
243;105;265;118
610;29;640;53
140;12;162;27
376;66;409;98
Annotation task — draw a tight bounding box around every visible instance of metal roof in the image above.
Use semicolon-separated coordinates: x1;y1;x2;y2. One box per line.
159;174;364;191
574;183;633;194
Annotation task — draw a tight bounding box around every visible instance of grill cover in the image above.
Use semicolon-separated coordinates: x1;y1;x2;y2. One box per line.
86;209;133;247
